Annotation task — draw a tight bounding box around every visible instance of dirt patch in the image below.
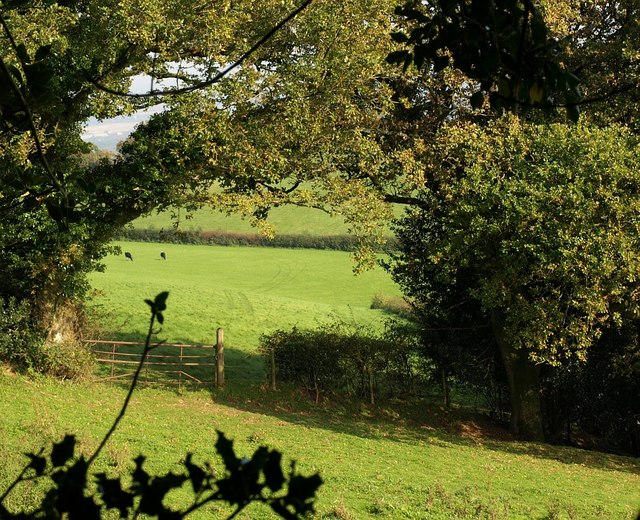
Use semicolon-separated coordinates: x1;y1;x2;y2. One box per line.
451;415;514;443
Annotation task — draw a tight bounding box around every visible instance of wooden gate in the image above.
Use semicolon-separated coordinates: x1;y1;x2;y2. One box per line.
86;331;225;388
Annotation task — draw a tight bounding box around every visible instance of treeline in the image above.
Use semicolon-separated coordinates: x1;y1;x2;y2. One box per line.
116;228;397;252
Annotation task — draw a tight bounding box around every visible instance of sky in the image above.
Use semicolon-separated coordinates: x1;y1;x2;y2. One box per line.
81;75;167;151
82;107;162;151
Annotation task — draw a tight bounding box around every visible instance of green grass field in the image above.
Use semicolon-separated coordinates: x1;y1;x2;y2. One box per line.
88;241;401;383
0;372;638;519
134;206;353;236
5;228;638;519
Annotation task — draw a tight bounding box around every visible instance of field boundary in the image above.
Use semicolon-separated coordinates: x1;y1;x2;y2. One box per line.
116;228;398;252
86;335;225;388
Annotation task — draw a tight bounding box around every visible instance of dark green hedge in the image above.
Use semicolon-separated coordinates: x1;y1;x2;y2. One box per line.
259;323;424;404
115;228;397;252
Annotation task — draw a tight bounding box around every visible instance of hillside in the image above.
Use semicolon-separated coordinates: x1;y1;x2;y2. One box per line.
1;371;638;519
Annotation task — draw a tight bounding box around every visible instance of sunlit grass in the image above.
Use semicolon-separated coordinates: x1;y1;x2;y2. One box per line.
87;241;401;383
0;372;638;519
134;205;352;236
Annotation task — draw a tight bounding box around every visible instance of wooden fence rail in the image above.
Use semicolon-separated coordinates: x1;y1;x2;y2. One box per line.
86;330;225;389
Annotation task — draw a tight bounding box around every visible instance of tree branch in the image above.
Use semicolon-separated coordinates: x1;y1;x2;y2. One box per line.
0;12;66;201
83;0;315;99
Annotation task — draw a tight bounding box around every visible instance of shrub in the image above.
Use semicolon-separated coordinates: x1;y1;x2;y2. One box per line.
260;327;343;403
370;293;413;318
260;321;427;404
116;228;398;252
0;298;94;379
38;341;95;381
0;297;46;370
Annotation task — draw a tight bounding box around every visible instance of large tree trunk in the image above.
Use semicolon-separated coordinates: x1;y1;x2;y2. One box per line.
491;309;545;441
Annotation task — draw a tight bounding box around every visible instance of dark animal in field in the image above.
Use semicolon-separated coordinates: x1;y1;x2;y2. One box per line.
124;251;133;261
160;251;166;260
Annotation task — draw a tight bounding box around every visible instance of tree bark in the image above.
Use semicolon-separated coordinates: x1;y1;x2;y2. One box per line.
491;309;545;441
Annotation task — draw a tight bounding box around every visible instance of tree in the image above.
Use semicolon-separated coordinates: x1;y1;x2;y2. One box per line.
387;0;640;124
390;117;640;439
0;0;314;351
387;0;583;119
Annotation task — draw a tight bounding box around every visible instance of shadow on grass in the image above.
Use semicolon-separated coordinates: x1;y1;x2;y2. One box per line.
88;339;640;477
203;367;640;478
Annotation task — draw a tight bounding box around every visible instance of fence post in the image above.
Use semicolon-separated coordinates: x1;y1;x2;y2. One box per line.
270;348;276;391
216;328;225;388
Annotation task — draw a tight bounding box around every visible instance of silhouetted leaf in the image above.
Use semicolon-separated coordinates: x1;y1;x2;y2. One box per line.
184;453;208;494
95;473;134;518
131;455;149;493
215;430;240;472
51;434;76;467
25;452;47;476
154;291;169;312
139;472;187;516
470;91;485;109
566;103;580;123
34;44;52;62
385;50;409;65
264;450;285;492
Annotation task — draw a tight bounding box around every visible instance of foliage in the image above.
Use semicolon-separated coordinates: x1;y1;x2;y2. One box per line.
122;0;485;269
369;293;413;319
116;227;393;252
259;321;424;404
387;0;583;120
0;430;321;519
0;292;322;519
541;321;640;455
0;0;318;355
389;116;640;438
0;297;45;370
393;117;640;363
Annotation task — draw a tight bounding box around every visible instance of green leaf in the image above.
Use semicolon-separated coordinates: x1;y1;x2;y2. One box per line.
51;434;76;467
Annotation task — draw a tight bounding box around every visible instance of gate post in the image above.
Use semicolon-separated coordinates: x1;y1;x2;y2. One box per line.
216;328;225;388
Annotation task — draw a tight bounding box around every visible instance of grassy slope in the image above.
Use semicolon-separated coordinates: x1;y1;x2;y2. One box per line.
88;241;401;382
58;216;637;518
134;206;353;235
0;372;638;519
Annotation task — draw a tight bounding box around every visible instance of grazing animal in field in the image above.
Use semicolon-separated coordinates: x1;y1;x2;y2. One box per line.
124;251;133;261
160;251;166;260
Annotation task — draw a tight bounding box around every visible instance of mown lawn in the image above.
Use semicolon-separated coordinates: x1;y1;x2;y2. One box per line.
0;372;638;519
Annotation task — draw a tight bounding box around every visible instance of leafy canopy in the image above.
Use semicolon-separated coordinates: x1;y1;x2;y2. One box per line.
392;116;640;364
